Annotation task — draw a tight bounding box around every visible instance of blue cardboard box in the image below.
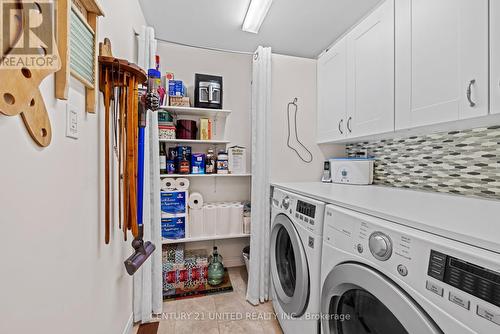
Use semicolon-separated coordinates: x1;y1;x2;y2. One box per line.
161;217;186;239
191;153;206;174
161;191;187;215
168;80;186;97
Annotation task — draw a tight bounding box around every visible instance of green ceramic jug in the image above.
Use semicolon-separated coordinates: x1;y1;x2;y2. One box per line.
208;246;224;286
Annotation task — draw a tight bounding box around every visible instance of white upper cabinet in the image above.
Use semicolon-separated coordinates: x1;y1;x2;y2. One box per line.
346;0;395;138
492;0;500;114
395;0;489;129
317;37;348;142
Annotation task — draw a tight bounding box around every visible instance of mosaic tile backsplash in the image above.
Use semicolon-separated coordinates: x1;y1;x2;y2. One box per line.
346;126;500;200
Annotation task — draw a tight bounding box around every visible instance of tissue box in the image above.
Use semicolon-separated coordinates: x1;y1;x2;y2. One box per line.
161;216;186;239
161;191;188;215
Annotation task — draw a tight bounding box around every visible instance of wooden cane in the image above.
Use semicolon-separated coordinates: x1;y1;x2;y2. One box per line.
128;74;139;238
123;77;130;241
103;67;111;244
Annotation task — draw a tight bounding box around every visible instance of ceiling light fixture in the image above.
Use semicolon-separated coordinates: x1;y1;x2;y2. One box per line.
242;0;274;34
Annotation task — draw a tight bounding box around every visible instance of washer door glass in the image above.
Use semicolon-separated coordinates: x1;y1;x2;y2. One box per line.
270;214;309;317
275;226;297;297
333;289;407;334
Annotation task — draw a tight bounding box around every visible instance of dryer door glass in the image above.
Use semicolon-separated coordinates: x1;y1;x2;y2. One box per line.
333;289;407;334
321;263;442;334
275;226;296;297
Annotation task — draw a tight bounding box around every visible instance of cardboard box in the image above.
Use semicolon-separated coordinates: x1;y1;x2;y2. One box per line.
162;244;185;263
228;146;247;174
199;118;212;140
169;96;190;107
191;153;206;174
168;80;186;97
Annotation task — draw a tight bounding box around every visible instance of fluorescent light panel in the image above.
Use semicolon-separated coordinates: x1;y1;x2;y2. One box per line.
242;0;274;34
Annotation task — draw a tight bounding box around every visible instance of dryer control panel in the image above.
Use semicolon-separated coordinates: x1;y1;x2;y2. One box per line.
428;250;500;309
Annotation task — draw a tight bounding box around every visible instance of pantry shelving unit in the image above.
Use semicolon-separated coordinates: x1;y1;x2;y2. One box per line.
160;105;231;119
158;105;251;245
160;173;252;178
159;138;230;145
162;233;250;245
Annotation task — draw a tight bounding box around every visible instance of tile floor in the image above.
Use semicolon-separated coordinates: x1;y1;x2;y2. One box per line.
133;266;283;334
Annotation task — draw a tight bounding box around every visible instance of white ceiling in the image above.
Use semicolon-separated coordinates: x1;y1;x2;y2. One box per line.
138;0;383;59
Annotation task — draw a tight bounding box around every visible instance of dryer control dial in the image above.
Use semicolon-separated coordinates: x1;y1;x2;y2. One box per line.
369;232;392;261
282;196;291;210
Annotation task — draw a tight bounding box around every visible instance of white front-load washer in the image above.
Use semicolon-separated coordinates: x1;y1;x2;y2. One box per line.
320;204;500;334
270;187;325;334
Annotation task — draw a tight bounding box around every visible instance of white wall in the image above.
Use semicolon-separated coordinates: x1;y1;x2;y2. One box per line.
155;41;253;266
271;54;343;183
0;1;146;333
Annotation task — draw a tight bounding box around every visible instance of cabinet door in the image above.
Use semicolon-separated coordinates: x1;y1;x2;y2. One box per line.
317;37;348;143
492;0;500;114
346;0;395;138
395;0;489;129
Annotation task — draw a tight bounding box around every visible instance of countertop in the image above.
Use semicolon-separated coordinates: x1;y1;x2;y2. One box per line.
272;182;500;254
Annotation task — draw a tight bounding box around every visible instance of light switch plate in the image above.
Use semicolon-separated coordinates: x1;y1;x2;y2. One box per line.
66;104;78;139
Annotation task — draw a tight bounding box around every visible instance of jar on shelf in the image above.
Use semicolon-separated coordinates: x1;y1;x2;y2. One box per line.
205;148;216;174
216;150;229;174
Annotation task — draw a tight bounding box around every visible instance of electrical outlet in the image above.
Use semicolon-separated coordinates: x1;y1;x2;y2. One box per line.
66;104;78;139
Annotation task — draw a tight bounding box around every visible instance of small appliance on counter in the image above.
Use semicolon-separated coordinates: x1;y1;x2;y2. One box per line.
321;161;332;183
194;74;223;109
330;157;374;185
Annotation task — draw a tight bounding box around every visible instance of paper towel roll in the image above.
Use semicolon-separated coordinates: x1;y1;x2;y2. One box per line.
229;203;244;234
188;192;204;210
189;208;204;238
161;178;177;191
175;178;190;191
216;204;231;236
202;204;217;236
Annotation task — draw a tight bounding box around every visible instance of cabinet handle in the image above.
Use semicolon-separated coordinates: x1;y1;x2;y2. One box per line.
347;117;352;133
338;119;344;134
467;79;476;107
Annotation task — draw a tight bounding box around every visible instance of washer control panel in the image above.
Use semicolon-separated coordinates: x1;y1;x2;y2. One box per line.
272;187;325;235
296;199;316;219
369;232;393;261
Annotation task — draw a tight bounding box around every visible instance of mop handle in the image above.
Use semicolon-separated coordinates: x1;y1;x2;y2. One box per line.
137;68;160;231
